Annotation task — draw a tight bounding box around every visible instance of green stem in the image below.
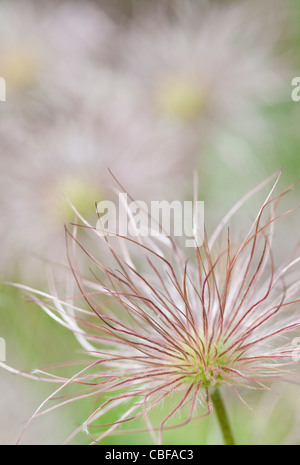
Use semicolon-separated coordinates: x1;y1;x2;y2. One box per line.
210;388;235;445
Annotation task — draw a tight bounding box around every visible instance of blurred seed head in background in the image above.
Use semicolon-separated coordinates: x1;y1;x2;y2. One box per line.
0;0;293;280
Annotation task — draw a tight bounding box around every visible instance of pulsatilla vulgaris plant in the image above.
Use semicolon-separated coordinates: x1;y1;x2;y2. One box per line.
3;173;300;445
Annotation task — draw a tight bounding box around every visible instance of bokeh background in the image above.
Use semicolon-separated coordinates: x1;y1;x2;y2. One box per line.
0;0;300;445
